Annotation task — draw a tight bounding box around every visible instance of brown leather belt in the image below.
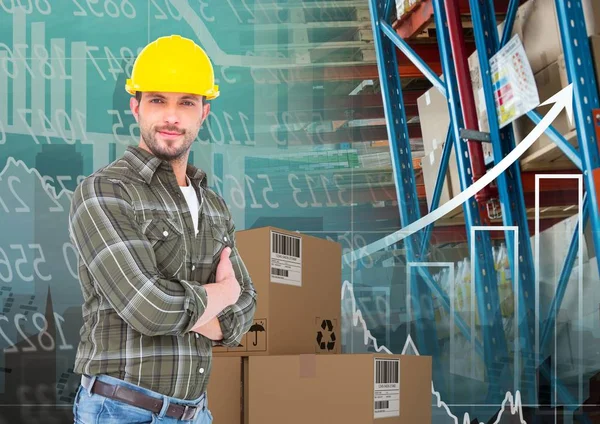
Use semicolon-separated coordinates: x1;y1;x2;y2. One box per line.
81;375;203;421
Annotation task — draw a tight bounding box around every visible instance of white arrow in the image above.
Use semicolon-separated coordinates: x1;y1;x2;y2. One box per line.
343;84;574;264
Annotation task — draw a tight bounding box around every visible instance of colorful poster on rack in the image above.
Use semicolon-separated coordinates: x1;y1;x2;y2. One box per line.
490;34;539;128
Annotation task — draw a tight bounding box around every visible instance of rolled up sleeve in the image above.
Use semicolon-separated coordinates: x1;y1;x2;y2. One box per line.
213;206;257;347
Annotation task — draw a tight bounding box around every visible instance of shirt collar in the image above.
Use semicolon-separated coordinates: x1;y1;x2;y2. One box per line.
124;145;207;187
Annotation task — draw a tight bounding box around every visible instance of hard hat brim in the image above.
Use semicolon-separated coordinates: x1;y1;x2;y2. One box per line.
126;79;219;100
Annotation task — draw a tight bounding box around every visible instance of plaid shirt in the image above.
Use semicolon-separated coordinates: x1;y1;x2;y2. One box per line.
68;145;257;400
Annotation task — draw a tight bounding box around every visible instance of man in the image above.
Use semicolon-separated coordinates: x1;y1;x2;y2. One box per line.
69;35;257;423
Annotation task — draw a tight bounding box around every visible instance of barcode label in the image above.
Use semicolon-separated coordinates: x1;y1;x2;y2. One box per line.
271;267;288;277
272;232;300;257
270;231;302;286
374;358;400;419
376;358;399;384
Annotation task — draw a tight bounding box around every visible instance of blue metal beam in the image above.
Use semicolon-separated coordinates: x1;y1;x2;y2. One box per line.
500;0;520;48
379;20;447;97
419;126;453;258
469;0;537;403
432;0;510;400
383;0;394;23
540;194;589;358
368;0;443;386
368;5;421;251
526;111;583;170
368;2;421;249
554;0;600;278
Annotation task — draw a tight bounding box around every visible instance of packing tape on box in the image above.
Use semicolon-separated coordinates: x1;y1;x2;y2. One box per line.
540;51;549;71
432;138;438;150
299;354;317;379
538;66;550;86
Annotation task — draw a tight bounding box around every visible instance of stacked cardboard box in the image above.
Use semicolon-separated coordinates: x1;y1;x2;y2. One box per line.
212;226;342;357
589;35;600;97
243;354;431;424
206;226;432;423
468;0;600;169
511;32;600;170
206;357;243;424
510;54;579;169
417;87;463;216
503;0;600;74
206;226;341;424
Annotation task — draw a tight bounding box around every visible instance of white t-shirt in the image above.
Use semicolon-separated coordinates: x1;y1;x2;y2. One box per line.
179;175;200;235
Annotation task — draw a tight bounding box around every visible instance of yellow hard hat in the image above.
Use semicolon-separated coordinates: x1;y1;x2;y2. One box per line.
125;35;219;100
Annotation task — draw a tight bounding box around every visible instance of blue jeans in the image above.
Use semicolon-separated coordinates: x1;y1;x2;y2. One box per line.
72;374;213;424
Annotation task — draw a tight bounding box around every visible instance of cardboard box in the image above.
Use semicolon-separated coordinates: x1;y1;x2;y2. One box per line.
206;357;242;424
420;146;452;210
417;86;449;156
585;0;600;36
417;87;463;210
511;0;563;74
590;34;600;87
506;0;600;74
243;354;432;424
512;33;600;168
214;227;342;356
511;56;578;166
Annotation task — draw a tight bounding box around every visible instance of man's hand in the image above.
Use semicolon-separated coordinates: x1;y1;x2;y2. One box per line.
216;247;241;306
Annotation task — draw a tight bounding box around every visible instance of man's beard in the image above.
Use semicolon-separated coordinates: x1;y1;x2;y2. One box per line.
140;122;199;162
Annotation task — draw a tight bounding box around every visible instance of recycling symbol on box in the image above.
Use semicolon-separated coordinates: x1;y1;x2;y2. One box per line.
316;319;336;351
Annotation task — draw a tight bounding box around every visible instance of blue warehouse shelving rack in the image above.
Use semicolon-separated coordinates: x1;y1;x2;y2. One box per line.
367;0;600;419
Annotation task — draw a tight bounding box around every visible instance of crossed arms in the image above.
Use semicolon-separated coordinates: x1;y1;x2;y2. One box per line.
68;176;257;347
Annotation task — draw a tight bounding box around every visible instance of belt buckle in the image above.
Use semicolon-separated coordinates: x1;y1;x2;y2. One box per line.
182;405;198;421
